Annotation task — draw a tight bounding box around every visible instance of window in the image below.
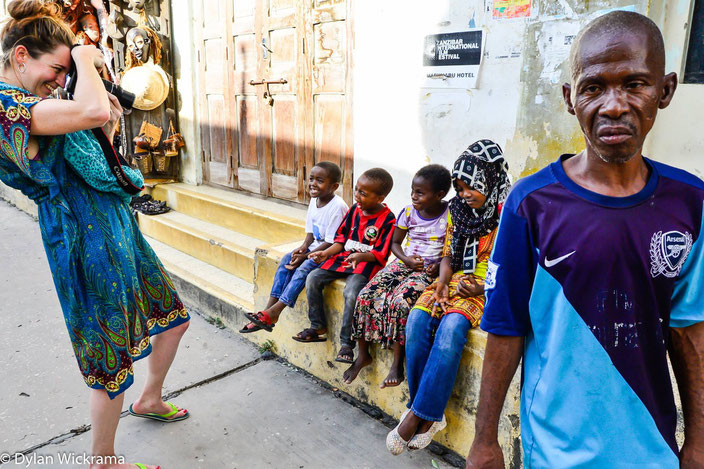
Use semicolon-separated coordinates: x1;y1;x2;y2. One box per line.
684;0;704;83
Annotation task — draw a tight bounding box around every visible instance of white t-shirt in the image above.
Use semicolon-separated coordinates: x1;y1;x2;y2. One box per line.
306;195;349;251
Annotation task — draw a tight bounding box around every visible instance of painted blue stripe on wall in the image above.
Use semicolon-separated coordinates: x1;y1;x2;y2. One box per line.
671;204;704;328
521;265;679;468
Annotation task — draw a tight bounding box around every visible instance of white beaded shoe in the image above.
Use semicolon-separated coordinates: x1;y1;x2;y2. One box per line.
407;414;447;450
386;409;412;456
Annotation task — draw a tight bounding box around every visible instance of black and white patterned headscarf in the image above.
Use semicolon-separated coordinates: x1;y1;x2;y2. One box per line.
449;139;511;273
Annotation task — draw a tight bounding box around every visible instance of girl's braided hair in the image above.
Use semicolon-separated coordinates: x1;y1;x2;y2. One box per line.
1;0;75;68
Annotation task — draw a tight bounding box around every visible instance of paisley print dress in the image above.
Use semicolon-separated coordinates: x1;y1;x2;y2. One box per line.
0;83;189;398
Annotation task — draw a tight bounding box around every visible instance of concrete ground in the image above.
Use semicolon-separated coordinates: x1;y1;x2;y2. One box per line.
0;200;455;469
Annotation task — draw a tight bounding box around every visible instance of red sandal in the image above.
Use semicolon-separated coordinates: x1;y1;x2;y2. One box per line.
245;311;275;332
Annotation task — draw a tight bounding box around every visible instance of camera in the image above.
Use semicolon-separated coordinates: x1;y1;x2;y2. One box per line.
64;58;136;111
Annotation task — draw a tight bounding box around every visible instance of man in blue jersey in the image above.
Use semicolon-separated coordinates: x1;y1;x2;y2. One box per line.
466;11;704;469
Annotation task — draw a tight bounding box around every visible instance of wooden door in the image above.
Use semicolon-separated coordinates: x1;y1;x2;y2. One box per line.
197;0;233;187
196;0;353;203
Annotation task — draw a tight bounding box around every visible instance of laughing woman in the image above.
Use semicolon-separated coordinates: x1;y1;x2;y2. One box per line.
0;2;189;468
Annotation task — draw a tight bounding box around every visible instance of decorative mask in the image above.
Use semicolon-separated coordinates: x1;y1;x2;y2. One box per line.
126;27;151;63
79;13;101;43
127;0;147;12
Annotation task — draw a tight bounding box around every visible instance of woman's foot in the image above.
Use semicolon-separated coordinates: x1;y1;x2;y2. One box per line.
90;462;159;469
129;399;187;421
379;363;405;389
342;353;373;384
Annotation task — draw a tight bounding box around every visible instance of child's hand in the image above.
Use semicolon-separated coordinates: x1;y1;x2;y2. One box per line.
285;255;305;271
292;245;307;256
308;251;329;264
403;255;425;272
431;282;449;315
457;275;484;298
425;262;440;278
342;252;365;269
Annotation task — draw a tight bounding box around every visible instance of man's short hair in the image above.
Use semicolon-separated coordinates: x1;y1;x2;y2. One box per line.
313;161;342;184
361;168;394;196
569;11;665;81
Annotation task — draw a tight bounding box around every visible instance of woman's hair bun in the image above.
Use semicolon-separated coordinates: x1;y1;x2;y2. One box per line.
7;0;61;22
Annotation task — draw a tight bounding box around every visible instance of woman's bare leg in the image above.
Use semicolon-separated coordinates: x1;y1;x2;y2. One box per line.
89;390;158;469
131;321;190;418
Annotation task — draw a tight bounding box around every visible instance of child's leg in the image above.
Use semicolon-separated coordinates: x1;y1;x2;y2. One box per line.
267;251;297;309
411;312;471;424
268;258;320;322
304;268;340;333
342;338;373;384
404;308;438;404
380;342;405;389
340;273;369;349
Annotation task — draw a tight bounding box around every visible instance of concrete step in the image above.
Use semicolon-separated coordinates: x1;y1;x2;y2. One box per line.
144;234;254;312
137;210;263;281
146;183;307;243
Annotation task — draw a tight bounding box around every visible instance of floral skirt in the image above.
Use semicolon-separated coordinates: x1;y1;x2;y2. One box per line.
413;271;484;326
352;262;432;346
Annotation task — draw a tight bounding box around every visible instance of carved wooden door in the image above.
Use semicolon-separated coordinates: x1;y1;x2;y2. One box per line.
196;0;353;203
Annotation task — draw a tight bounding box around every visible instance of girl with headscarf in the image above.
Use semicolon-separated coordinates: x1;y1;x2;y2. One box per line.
385;140;511;455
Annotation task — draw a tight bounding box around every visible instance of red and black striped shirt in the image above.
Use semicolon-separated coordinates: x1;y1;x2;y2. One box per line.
321;204;396;278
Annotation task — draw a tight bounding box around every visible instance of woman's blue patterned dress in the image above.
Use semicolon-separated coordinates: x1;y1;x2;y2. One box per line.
0;83;189;398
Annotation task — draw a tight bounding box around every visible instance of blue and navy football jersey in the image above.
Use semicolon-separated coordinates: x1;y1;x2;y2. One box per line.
481;155;704;468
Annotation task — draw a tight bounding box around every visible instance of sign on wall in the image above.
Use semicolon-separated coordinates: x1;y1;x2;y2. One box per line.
423;30;484;88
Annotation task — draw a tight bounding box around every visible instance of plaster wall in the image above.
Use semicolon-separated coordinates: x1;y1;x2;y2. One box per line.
352;0;703;215
170;0;202;185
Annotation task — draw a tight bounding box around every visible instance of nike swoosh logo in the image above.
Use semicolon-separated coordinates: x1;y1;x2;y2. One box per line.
544;251;576;267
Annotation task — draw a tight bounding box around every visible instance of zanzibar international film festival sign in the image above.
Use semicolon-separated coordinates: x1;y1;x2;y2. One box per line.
423;30;484;89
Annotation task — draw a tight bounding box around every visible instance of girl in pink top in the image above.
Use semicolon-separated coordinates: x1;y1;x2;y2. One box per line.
343;165;451;388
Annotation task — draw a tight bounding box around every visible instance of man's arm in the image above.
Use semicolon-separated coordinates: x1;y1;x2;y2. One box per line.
466;333;523;469
669;322;704;468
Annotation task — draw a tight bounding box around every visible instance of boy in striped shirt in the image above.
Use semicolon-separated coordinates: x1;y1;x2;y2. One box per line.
293;168;396;364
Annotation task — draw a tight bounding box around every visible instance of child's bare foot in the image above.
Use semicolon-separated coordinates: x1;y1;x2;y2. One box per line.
342;354;373;384
379;364;404;389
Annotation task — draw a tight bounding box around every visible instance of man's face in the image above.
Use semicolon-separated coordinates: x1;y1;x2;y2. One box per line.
563;31;676;164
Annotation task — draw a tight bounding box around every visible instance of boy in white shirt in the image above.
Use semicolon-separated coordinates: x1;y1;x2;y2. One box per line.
240;162;348;333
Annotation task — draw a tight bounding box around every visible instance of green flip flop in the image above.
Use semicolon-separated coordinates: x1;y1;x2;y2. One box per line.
134;464;159;469
128;402;189;423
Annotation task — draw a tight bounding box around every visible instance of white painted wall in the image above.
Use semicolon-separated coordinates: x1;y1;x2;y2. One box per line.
352;0;704;216
353;1;529;215
170;0;202;185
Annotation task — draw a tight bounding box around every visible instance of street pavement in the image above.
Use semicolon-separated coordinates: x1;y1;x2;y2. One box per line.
0;200;455;469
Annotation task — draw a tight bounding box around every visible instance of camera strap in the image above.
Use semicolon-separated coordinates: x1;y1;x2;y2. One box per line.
91;127;143;195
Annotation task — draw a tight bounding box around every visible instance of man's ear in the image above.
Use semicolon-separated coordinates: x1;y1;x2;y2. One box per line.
659;72;678;109
331;182;340;193
562;83;575;115
437;189;448;200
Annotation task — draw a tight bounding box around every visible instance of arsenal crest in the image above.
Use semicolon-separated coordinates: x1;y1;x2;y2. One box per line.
650;230;693;278
364;226;379;242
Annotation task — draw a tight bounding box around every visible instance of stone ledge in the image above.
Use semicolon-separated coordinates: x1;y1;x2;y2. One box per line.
245;243;522;465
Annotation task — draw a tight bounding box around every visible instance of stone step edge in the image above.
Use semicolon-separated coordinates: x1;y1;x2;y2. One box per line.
137;212;258;258
149;184;306;230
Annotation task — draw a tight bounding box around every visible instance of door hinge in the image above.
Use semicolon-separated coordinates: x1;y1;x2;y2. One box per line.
225;46;229;60
197;50;201;62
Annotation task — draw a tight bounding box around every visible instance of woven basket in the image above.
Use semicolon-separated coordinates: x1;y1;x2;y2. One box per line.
152;150;175;173
134;152;153;174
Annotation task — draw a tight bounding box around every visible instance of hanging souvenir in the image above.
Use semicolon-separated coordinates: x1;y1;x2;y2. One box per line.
120;25;169;110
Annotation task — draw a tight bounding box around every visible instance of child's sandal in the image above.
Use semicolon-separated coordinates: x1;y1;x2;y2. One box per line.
291;328;327;343
245;311;275;332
